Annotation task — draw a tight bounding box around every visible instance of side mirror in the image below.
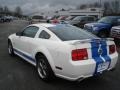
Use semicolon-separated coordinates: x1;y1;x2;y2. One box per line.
16;32;22;36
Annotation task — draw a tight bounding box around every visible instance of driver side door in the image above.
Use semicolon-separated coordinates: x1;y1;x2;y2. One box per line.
14;26;39;55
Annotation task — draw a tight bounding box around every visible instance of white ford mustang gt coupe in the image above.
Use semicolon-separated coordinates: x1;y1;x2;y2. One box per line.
8;23;118;82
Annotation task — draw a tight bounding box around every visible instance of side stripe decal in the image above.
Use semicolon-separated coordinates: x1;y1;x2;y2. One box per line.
13;48;35;62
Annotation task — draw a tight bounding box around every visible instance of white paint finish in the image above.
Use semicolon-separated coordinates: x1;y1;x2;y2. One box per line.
8;23;118;81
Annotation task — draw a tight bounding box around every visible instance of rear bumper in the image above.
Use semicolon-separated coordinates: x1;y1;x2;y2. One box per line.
56;53;118;81
56;59;96;81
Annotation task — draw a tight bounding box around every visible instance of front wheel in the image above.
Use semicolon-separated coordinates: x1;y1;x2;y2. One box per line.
36;55;54;82
8;41;15;56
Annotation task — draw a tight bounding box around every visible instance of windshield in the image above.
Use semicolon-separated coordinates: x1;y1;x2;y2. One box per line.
66;16;75;20
48;24;97;41
98;17;116;24
72;16;84;21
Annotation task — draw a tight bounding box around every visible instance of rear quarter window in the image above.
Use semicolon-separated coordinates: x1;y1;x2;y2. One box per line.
39;30;51;39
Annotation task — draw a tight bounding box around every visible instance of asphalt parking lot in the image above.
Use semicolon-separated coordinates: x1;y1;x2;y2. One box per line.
0;20;120;90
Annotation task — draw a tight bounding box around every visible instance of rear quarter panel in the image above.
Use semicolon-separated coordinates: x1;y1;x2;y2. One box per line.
30;38;75;75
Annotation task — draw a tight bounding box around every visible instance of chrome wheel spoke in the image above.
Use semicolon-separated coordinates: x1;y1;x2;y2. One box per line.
38;60;47;78
8;44;12;54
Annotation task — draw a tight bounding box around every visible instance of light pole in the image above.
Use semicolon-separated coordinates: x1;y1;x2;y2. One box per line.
99;0;103;18
99;0;102;8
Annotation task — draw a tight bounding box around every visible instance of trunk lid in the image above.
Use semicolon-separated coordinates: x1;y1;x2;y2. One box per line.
64;38;114;59
65;38;115;74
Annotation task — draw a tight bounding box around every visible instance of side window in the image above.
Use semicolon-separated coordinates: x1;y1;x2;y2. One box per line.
87;17;94;21
22;26;39;38
81;18;86;22
39;30;50;39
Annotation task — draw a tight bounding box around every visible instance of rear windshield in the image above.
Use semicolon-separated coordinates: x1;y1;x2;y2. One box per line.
48;24;96;41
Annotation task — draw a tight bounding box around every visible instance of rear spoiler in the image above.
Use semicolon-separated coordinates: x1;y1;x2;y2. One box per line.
72;38;114;45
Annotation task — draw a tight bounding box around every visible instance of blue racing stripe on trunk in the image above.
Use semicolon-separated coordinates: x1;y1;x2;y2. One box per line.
101;40;111;68
91;41;104;75
91;39;111;75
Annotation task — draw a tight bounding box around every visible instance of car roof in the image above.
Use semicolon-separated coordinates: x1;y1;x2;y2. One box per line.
32;23;56;28
104;16;120;18
76;16;94;18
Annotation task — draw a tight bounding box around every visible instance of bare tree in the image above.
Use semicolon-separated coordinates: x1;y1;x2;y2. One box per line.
3;6;10;15
103;1;113;15
92;2;100;8
0;6;3;13
88;2;100;8
103;0;120;15
76;0;120;15
77;4;87;9
14;6;22;17
111;0;120;14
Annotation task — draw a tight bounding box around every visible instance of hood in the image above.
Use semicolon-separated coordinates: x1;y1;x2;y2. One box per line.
86;22;111;28
112;26;120;29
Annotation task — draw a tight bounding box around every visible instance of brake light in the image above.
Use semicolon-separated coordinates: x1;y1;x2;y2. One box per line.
72;49;88;61
109;45;116;54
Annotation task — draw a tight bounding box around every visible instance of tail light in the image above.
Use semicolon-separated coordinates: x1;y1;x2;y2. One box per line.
72;49;88;61
109;45;116;54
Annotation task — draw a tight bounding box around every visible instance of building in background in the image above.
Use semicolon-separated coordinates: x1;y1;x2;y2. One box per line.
42;8;103;19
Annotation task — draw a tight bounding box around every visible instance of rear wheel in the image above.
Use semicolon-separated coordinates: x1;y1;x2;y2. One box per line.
36;54;54;82
8;40;14;56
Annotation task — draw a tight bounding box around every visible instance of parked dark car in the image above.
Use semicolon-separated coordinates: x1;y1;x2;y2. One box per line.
84;16;120;38
110;26;120;45
30;15;45;24
0;16;13;23
52;16;68;24
0;16;4;23
48;16;60;23
65;16;76;21
3;16;12;22
64;16;76;23
0;16;2;22
68;16;96;28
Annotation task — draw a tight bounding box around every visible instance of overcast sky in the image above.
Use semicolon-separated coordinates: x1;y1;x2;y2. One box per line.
0;0;111;15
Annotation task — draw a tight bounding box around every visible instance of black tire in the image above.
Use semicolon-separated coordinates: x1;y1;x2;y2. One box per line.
8;40;15;56
36;54;54;82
